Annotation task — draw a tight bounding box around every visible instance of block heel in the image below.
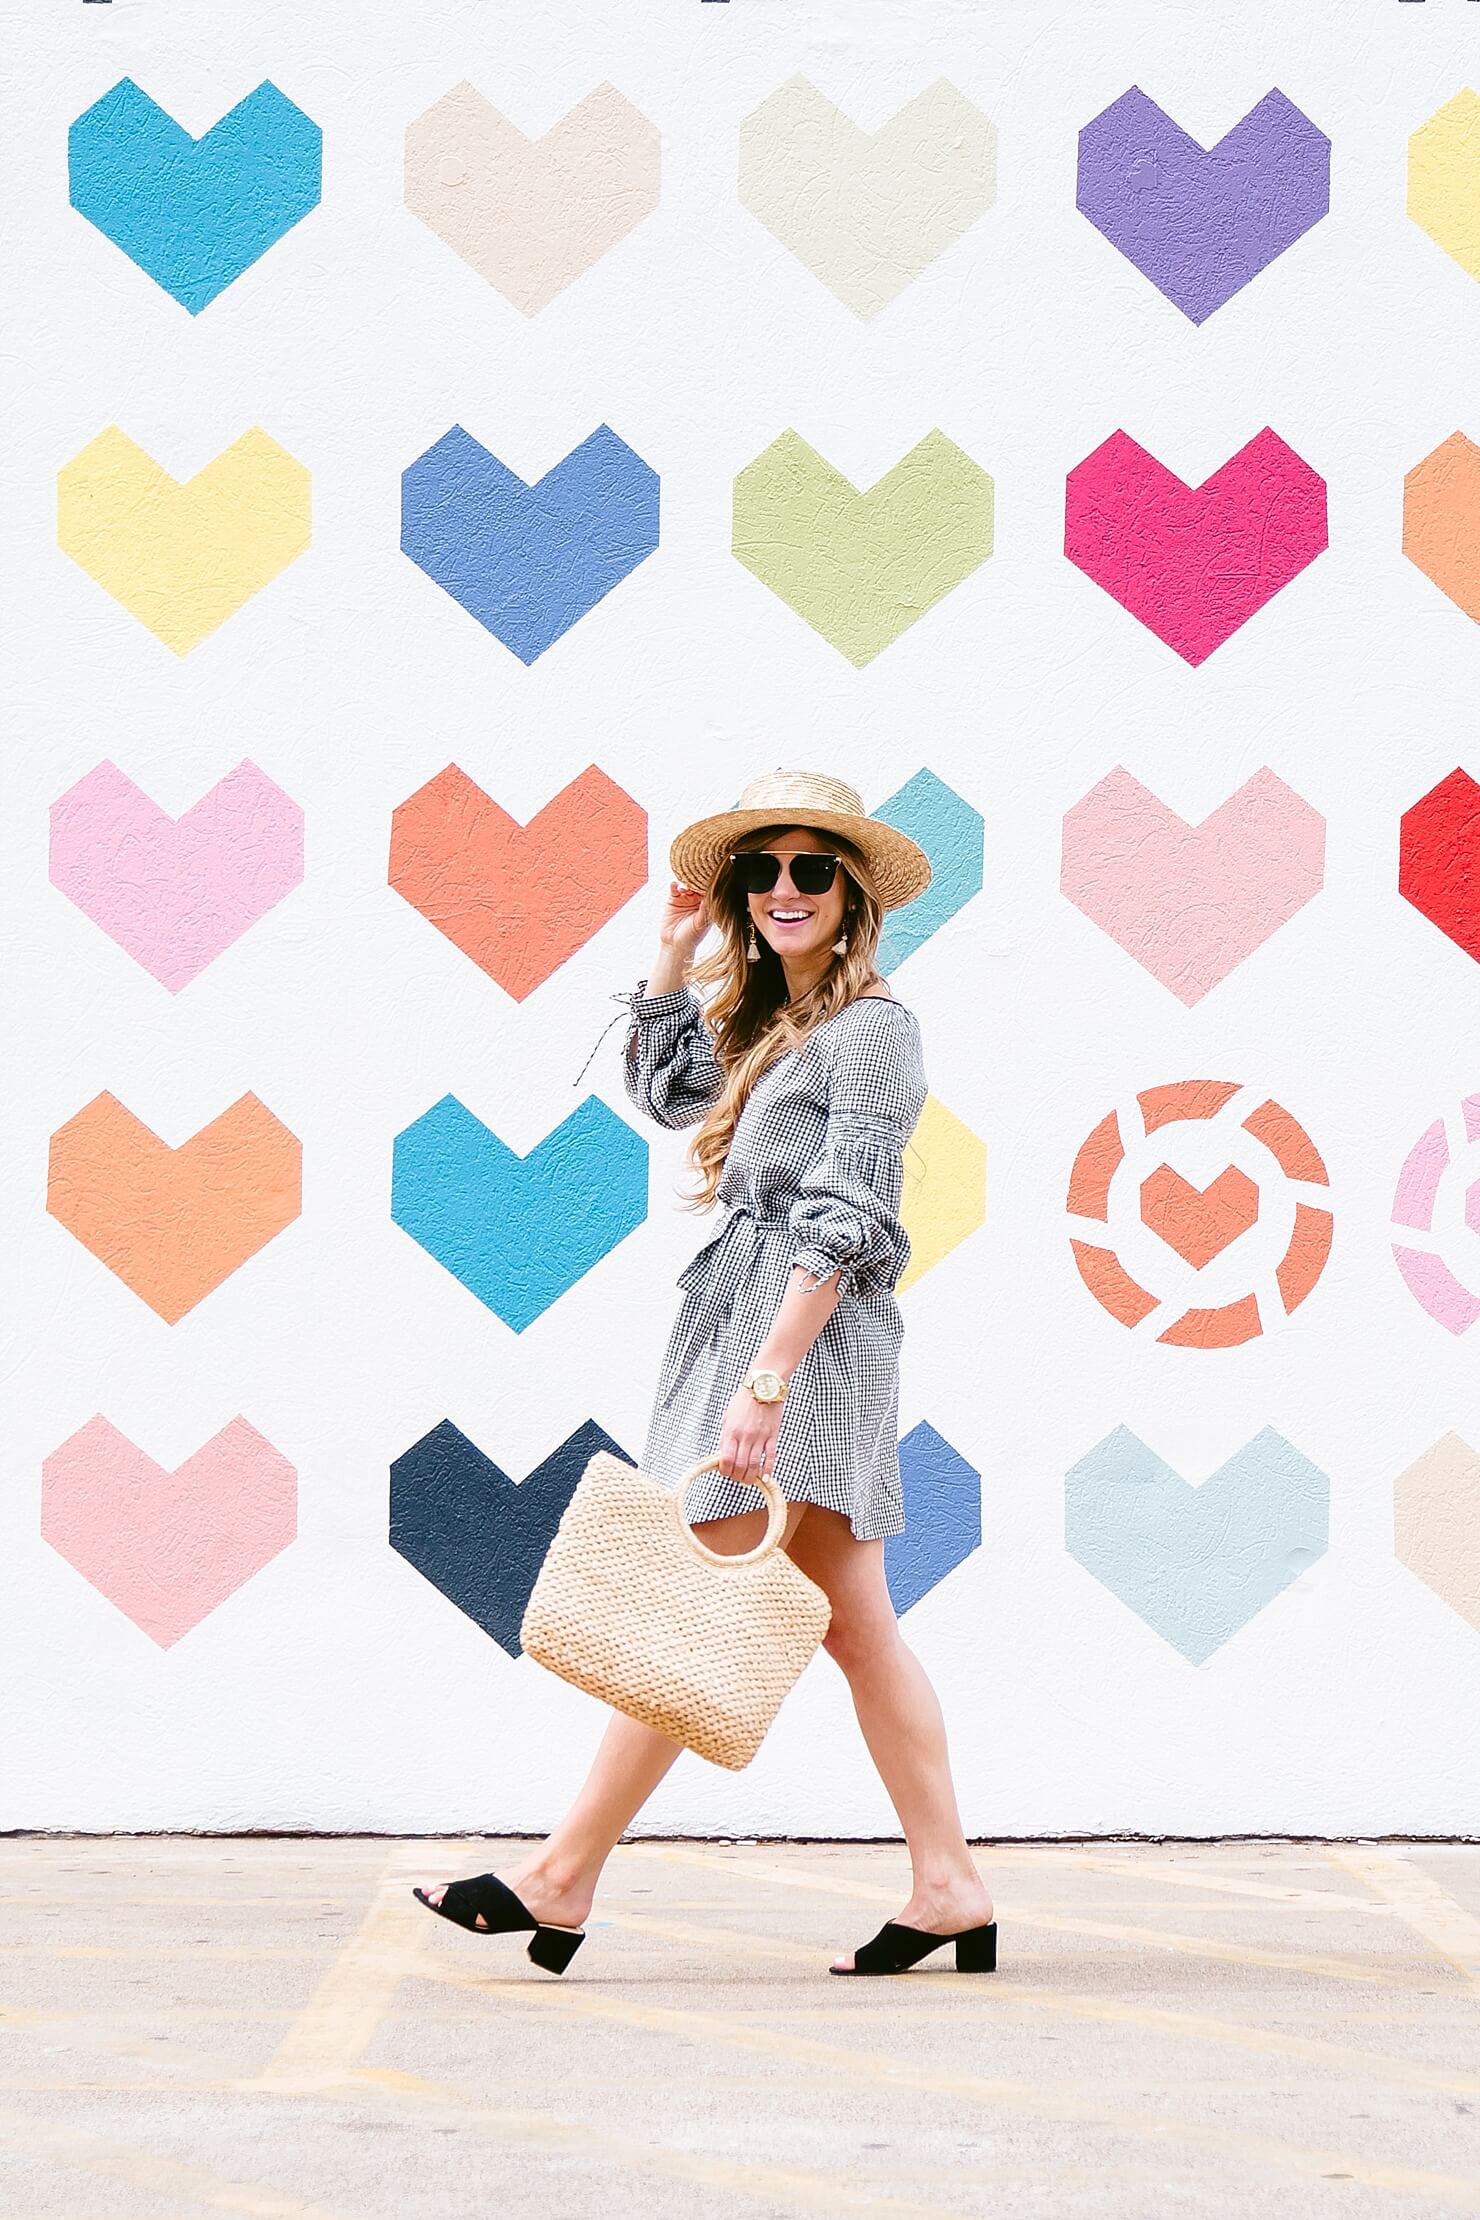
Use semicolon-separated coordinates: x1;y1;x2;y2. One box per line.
526;1924;586;1975
954;1920;998;1972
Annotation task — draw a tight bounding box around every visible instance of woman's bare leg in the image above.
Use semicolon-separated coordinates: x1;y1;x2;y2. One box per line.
419;1499;807;1928
783;1507;992;1968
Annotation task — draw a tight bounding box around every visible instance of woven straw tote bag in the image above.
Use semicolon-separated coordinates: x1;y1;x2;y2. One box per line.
520;1452;832;1771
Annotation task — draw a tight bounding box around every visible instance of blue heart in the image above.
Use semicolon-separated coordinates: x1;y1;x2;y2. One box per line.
69;79;322;313
885;1422;981;1615
392;1094;647;1331
1065;1425;1328;1663
401;425;660;663
874;769;984;976
391;1418;632;1656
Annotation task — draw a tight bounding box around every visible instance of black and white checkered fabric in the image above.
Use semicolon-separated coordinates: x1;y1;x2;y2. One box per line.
622;984;927;1540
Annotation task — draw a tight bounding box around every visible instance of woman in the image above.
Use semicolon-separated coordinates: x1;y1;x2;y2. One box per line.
414;770;995;1977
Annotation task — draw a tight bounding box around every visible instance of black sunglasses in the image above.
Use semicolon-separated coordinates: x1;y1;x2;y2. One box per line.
730;850;842;896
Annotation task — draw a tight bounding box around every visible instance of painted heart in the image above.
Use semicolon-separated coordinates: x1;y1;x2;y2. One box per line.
42;1417;296;1648
1409;89;1480;284
733;429;993;666
898;1096;986;1294
1404;433;1480;626
69;78;321;313
392;1095;647;1331
1395;1434;1480;1633
405;81;659;314
47;1093;301;1322
1077;87;1328;323
1389;1092;1480;1336
1400;767;1480;964
402;424;659;663
1141;1163;1260;1268
389;765;645;1002
1065;1425;1328;1664
738;76;996;319
874;769;983;976
390;1419;632;1656
884;1423;981;1617
58;427;311;655
1062;767;1325;1004
50;760;303;991
1064;428;1327;665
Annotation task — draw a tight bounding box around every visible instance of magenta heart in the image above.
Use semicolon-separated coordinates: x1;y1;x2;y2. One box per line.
1064;428;1328;663
41;1416;296;1647
1062;767;1325;1003
50;760;303;990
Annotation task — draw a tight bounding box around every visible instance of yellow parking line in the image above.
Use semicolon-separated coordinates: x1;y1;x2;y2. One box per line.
1328;1849;1480;1991
253;1842;432;2092
432;1961;1480;2212
626;1844;1439;1990
0;2101;355;2219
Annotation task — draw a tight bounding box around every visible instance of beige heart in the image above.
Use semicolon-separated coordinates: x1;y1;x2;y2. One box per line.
405;81;660;315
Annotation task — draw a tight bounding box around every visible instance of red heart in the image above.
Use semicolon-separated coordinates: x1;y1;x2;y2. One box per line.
1401;767;1480;965
1141;1163;1260;1267
1065;427;1328;665
390;765;646;1001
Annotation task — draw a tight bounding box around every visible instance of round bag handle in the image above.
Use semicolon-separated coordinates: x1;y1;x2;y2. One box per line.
674;1456;789;1569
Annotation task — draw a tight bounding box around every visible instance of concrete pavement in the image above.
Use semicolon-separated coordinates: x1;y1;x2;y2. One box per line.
1;1836;1478;2217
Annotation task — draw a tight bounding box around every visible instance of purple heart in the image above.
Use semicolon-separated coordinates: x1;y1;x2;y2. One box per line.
1077;87;1329;324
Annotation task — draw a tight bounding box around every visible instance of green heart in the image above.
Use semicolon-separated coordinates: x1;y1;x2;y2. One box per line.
732;429;993;666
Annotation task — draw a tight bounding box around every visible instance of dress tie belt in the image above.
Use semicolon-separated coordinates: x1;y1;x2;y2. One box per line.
663;1206;792;1405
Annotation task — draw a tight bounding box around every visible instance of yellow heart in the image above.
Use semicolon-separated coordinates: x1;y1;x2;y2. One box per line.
899;1094;986;1293
58;426;311;654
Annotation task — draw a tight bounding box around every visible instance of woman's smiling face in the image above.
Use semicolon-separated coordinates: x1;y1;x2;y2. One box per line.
743;825;848;964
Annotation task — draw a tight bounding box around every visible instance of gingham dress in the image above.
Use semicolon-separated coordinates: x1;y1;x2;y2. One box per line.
622;985;927;1540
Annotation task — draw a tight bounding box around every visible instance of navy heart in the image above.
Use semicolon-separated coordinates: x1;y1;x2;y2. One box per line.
390;1418;632;1657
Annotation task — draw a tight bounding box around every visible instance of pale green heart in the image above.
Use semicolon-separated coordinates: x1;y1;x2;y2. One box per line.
732;430;994;667
739;76;996;318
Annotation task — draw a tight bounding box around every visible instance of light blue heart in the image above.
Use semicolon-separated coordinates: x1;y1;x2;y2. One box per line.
885;1422;981;1615
873;769;984;975
70;78;322;313
1065;1425;1327;1663
393;1095;647;1332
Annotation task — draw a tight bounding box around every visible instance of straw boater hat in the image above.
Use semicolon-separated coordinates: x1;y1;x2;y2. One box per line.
669;769;932;913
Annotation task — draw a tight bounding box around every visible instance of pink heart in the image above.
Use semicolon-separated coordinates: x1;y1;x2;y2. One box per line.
50;760;303;991
1064;427;1327;663
42;1416;296;1647
1062;767;1324;1003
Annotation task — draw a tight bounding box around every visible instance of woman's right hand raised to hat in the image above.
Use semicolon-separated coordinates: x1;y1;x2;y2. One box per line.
650;880;711;993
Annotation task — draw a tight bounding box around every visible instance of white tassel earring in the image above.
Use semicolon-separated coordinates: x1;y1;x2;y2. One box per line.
746;924;760;963
832;926;849;957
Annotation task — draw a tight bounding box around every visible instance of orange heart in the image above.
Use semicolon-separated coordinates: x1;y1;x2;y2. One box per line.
48;1093;301;1322
1140;1162;1259;1268
389;765;646;1002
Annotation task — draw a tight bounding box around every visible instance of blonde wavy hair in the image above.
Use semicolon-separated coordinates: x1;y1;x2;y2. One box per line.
685;826;886;1208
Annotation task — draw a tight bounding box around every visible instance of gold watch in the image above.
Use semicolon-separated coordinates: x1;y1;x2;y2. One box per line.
743;1367;788;1406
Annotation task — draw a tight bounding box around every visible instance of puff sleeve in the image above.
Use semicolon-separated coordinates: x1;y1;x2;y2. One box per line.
787;1004;928;1298
621;982;725;1129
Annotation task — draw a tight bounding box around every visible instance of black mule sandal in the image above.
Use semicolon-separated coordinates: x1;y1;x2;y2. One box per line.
411;1871;586;1974
831;1918;998;1976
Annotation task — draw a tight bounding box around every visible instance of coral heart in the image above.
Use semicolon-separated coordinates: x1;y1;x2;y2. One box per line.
1064;427;1327;664
401;423;659;663
58;427;310;654
1077;87;1329;323
733;430;993;666
405;81;659;314
1141;1163;1259;1268
1061;768;1325;1003
50;760;303;991
42;1417;296;1648
739;77;996;318
69;78;321;312
47;1094;301;1322
389;765;645;1001
1404;433;1480;627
